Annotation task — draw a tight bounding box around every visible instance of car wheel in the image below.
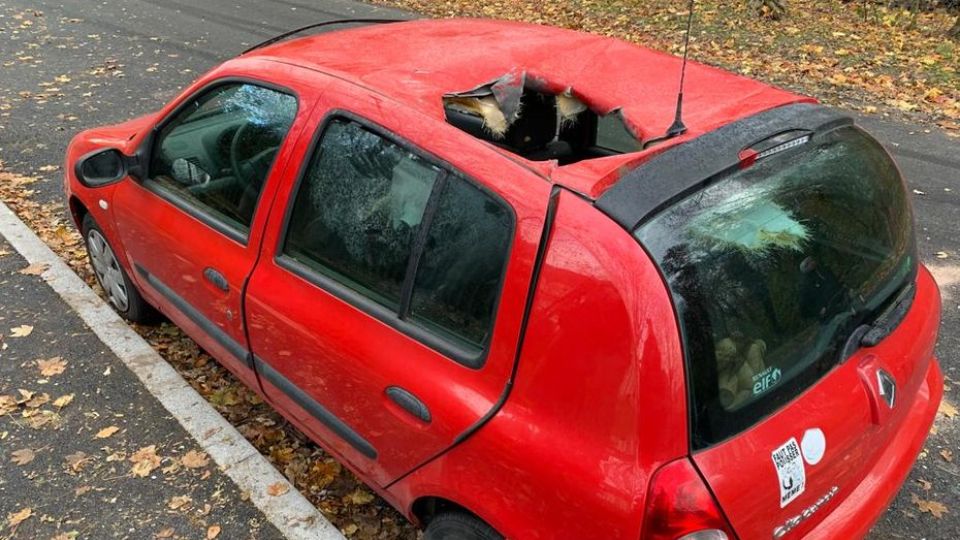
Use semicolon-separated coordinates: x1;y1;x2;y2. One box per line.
424;512;503;540
82;214;159;324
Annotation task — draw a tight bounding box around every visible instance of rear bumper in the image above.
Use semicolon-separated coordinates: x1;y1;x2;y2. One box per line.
805;357;943;540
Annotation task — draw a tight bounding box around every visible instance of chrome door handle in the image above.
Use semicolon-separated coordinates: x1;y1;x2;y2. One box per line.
203;267;229;292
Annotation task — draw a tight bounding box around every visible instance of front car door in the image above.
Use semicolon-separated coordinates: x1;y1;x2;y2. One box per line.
244;83;552;486
113;72;316;384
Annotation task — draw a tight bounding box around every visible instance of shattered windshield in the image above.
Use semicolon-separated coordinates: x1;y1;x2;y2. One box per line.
636;125;915;447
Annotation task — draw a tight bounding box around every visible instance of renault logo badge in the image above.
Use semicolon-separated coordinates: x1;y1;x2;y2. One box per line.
877;369;896;409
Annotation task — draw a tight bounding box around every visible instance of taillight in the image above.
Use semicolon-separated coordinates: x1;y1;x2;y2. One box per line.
641;458;735;540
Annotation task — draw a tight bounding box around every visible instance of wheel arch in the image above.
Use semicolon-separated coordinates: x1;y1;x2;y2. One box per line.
411;496;494;530
68;195;90;230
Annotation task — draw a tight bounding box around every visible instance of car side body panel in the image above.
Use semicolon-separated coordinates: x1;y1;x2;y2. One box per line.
387;190;688;539
243;72;554;486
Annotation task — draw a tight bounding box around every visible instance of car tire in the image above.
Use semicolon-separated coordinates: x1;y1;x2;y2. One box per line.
423;512;503;540
82;214;159;324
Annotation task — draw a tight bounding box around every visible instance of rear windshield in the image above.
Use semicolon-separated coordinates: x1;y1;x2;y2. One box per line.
635;125;915;448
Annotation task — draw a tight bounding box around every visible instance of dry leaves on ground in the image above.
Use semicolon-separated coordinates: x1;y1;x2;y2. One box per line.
266;482;289;497
18;262;48;275
181;449;209;469
94;425;120;439
130;445;162;477
10;448;35;466
912;492;949;519
37;356;67;377
10;325;33;338
7;507;32;529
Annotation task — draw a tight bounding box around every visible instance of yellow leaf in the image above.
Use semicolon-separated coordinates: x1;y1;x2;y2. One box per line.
206;525;222;539
939;400;958;419
7;507;32;527
95;426;120;439
53;394;74;409
167;495;191;510
10;325;33;338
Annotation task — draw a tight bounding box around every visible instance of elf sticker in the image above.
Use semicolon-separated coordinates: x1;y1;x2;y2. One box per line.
772;437;806;508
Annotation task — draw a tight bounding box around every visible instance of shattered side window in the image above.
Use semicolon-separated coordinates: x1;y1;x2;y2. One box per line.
409;175;512;349
283;119;440;310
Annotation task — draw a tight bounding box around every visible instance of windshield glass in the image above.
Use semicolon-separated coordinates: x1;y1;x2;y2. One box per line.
636;125;915;447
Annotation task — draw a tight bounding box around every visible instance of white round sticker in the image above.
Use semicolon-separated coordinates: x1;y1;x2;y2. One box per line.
801;428;826;466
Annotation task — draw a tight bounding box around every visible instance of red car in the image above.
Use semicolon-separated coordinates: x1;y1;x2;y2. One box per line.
64;18;942;540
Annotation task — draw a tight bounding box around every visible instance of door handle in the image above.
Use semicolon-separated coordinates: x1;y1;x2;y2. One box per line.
203;267;229;292
385;386;431;423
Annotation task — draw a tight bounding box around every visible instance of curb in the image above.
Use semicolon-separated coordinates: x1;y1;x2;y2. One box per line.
0;200;345;540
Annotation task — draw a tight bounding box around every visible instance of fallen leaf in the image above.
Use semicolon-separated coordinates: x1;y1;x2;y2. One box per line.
7;507;32;528
912;493;948;518
917;478;932;491
936;251;950;259
10;325;33;338
130;445;161;477
939;400;958;419
167;495;191;510
941;449;954;462
181;449;209;469
267;482;289;497
52;393;74;409
342;523;359;536
18;262;48;275
37;357;67;377
10;448;35;466
206;524;222;539
344;489;375;505
155;527;175;539
65;451;91;473
95;426;120;439
37;165;58;172
25;392;49;408
75;485;92;496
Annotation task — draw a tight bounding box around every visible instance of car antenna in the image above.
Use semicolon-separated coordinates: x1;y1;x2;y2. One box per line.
643;0;696;148
239;18;405;55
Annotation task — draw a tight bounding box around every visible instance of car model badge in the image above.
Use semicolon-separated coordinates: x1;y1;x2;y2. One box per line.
876;369;896;409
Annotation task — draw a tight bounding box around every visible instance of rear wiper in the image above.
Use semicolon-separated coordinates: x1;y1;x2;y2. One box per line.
860;283;916;347
839;283;916;361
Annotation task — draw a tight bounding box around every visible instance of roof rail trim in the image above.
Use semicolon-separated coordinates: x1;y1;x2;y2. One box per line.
240;18;407;56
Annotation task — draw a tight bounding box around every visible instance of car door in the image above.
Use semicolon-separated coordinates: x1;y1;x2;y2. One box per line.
244;87;552;486
112;77;312;384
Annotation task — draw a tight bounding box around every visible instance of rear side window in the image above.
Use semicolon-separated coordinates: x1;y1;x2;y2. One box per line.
282;117;513;362
410;175;512;347
636;126;915;447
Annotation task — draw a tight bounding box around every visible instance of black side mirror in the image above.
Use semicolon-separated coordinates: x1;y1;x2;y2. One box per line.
76;149;130;187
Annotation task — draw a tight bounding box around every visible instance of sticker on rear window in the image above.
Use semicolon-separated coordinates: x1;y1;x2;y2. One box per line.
772;437;805;508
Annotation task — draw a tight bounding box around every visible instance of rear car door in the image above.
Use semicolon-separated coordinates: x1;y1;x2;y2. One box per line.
635;123;940;538
244;87;551;486
112;76;314;383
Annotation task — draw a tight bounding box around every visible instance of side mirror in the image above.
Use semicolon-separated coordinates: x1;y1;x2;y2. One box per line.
76;149;130;187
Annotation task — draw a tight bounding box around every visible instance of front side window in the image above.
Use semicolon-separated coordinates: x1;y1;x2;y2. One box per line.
284;119;440;310
282;117;513;361
636;126;915;447
149;83;297;235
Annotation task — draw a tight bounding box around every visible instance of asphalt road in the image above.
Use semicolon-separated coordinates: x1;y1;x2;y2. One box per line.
1;0;958;538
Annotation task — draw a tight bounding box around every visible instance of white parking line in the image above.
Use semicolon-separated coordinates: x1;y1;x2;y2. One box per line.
0;200;345;540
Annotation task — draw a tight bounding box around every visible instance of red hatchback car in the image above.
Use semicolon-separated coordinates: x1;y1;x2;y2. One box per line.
64;19;942;540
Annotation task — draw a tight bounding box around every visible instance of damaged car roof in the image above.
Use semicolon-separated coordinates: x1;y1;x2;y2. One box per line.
250;18;813;198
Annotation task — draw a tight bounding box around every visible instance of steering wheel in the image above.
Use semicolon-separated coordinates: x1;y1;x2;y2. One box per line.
230;122;277;186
